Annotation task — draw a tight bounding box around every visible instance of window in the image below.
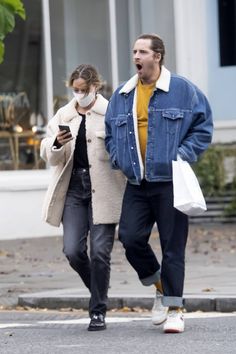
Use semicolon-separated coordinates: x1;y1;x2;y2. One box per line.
49;0;112;106
218;0;236;66
0;0;45;170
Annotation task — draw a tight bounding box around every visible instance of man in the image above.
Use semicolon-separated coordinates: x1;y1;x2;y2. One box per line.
105;33;213;333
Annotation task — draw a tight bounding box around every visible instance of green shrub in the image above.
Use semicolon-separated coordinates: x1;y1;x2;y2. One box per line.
193;145;226;196
0;0;26;63
193;144;236;214
224;177;236;216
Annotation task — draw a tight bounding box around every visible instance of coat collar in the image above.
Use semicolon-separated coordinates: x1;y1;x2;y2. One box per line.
62;94;108;122
119;66;171;94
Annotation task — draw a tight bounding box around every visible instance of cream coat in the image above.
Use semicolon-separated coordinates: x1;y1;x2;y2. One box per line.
40;94;126;227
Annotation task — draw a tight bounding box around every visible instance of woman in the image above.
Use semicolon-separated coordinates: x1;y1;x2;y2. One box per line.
40;64;125;331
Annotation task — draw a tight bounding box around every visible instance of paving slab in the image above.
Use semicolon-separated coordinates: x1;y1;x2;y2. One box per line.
0;224;235;312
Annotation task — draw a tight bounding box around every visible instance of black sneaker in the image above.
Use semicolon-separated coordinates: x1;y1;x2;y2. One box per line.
87;313;106;331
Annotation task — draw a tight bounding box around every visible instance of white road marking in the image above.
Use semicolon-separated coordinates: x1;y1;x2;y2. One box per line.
0;323;32;329
56;345;88;348
39;317;149;325
0;312;236;329
184;312;236;319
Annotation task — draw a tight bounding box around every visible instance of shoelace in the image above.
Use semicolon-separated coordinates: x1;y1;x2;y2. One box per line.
156;290;163;297
92;314;104;321
168;311;183;318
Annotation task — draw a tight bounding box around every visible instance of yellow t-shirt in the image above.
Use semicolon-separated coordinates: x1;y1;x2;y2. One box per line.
136;79;155;163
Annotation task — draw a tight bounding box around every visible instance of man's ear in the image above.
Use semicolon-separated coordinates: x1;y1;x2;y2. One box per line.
154;52;161;63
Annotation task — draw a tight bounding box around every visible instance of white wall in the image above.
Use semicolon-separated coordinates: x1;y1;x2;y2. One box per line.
206;0;236;142
174;0;208;95
0;170;62;240
206;0;236;122
174;0;236;143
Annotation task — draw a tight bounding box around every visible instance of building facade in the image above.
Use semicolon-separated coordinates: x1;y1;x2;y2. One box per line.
0;0;235;239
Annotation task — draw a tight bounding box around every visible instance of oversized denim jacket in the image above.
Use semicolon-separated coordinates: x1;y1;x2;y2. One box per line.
105;66;213;185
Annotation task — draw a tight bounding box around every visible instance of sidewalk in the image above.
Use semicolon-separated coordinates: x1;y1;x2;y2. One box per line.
0;224;235;312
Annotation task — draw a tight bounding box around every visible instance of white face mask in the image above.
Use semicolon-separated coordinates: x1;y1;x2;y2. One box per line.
73;91;96;108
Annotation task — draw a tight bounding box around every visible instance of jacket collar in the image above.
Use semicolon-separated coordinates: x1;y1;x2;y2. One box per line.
63;94;108;122
91;93;108;115
119;66;171;94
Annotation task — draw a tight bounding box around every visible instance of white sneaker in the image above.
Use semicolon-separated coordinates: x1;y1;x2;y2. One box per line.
151;290;168;325
163;310;185;333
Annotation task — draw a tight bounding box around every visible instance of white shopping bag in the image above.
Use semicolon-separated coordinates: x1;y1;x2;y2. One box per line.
172;156;207;216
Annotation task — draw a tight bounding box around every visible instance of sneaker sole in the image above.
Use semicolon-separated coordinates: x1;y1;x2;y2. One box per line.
164;328;184;333
87;325;106;331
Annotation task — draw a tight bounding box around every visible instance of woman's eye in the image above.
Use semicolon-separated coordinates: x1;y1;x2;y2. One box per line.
74;90;85;94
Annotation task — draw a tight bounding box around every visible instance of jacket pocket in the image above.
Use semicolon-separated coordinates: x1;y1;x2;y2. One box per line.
162;110;184;134
115;115;128;139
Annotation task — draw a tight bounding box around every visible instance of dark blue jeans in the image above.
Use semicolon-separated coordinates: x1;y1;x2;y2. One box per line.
62;168;116;316
119;180;188;307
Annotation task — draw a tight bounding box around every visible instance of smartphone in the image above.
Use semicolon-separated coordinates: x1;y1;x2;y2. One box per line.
58;124;71;133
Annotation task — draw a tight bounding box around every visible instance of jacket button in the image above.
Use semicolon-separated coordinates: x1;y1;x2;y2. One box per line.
92;189;95;193
87;112;91;115
87;139;91;143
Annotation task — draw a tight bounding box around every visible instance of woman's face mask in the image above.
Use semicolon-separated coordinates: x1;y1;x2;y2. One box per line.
73;90;96;108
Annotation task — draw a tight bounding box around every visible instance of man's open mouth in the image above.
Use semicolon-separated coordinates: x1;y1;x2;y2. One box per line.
136;63;142;71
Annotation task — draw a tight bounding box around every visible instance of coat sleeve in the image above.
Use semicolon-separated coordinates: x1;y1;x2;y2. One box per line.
40;112;67;167
178;88;213;163
105;98;119;169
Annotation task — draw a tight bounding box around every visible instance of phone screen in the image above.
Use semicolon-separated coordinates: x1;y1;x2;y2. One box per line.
58;125;71;133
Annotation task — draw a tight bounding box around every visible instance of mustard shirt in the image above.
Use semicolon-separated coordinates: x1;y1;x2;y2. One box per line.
136;79;155;163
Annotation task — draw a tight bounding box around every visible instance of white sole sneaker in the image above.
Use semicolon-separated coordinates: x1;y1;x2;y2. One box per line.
163;310;184;333
152;290;168;325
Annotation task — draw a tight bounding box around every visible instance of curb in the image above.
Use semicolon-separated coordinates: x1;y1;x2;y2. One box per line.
18;293;236;312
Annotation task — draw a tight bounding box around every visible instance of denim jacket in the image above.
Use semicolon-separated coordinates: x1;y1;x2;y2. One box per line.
105;66;213;185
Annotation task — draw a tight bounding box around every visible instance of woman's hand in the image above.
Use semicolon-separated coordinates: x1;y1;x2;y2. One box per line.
56;129;73;146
